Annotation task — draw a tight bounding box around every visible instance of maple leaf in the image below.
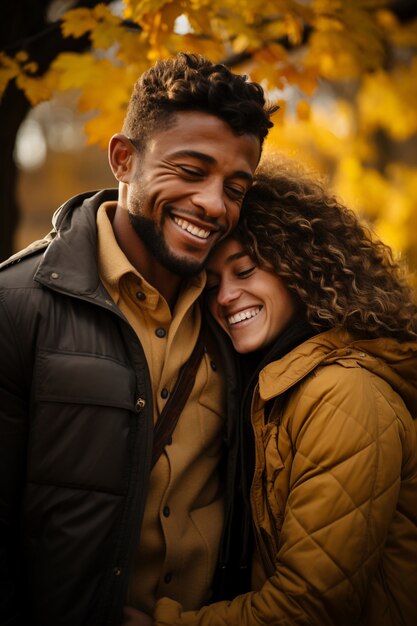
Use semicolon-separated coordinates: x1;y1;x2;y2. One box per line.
16;71;56;105
61;7;98;38
52;52;99;90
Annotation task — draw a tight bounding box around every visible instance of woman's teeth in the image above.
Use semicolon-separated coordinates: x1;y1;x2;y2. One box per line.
228;307;261;325
174;217;210;239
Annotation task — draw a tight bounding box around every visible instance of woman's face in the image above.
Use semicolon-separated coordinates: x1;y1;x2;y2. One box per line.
206;237;297;353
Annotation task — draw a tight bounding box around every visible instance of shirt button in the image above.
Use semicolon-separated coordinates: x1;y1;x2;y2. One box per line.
155;327;166;338
164;573;173;584
136;290;146;301
163;505;170;517
161;387;169;399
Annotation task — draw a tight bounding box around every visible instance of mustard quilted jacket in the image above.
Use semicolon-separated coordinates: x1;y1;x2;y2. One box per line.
154;329;417;626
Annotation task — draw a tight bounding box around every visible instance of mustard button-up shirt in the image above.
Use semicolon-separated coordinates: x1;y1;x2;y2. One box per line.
97;202;226;613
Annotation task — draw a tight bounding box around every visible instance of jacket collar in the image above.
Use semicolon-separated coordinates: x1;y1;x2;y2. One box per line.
258;327;417;416
34;189;118;299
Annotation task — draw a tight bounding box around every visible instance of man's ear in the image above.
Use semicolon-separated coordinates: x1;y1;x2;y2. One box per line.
108;133;136;182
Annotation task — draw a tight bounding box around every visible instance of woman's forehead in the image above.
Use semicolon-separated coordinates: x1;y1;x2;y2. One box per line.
206;237;248;272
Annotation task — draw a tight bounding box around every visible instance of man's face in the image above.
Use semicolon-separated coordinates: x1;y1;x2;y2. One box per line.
126;111;261;276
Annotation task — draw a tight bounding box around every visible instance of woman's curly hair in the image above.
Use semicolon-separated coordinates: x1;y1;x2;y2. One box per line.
123;52;276;150
236;160;417;341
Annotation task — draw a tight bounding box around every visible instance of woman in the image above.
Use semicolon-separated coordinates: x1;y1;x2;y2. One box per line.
152;162;417;626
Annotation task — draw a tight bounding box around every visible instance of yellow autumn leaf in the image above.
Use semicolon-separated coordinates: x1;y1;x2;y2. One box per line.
126;0;175;22
377;9;417;48
358;61;417;140
254;44;287;65
16;71;56;105
91;22;124;49
250;65;285;92
116;30;151;65
84;109;127;149
281;64;318;95
61;4;123;49
15;50;29;63
61;7;98;38
296;100;311;121
52;52;99;90
333;158;390;220
308;0;388;79
23;62;38;74
284;13;304;45
173;34;223;62
0;53;19;97
78;74;131;114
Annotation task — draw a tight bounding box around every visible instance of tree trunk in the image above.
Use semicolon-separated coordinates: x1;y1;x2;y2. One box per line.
0;0;113;261
0;84;31;260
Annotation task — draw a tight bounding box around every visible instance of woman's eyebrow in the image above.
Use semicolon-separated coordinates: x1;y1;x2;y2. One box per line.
207;251;251;275
226;251;250;262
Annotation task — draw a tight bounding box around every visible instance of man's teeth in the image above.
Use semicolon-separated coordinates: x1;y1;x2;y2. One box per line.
174;217;210;239
228;307;261;325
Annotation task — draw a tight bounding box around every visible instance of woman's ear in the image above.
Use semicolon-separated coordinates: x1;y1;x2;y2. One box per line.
108;133;136;182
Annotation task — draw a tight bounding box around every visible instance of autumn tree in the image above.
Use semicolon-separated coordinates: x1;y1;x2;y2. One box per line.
1;0;417;273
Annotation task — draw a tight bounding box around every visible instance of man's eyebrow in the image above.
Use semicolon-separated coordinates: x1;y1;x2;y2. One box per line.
170;150;254;183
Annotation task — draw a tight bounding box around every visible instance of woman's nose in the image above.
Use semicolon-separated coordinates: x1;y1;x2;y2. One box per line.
216;280;240;306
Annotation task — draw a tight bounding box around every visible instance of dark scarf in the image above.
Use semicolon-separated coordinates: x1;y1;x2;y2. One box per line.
239;313;317;436
235;315;317;591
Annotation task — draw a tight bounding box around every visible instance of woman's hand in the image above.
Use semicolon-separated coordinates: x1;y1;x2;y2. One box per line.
122;606;153;626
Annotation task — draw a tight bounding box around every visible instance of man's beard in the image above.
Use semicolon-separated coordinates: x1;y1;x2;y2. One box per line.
128;210;205;277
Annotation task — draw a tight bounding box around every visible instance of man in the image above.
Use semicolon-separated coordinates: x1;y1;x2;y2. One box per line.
0;53;274;626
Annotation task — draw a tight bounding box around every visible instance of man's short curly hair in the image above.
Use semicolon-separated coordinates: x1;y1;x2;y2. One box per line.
122;52;276;150
236;159;417;341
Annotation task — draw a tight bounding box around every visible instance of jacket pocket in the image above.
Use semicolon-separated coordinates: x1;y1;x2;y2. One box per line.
29;349;136;492
35;349;135;408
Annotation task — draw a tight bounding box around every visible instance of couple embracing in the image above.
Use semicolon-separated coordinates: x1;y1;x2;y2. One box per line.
0;53;416;626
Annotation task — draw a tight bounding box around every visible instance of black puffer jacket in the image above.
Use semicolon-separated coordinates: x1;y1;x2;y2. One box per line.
0;190;239;626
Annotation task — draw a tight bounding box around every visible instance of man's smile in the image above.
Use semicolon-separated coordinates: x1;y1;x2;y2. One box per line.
172;216;211;239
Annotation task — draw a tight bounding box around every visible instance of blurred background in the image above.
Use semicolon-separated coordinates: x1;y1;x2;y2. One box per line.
1;0;417;282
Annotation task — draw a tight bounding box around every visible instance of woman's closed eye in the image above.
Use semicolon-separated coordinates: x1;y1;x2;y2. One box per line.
236;265;256;278
205;266;256;295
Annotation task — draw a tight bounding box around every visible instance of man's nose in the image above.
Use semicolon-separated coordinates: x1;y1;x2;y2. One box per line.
192;179;226;220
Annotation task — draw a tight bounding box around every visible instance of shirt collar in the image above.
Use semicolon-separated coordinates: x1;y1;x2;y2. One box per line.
96;201;206;310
